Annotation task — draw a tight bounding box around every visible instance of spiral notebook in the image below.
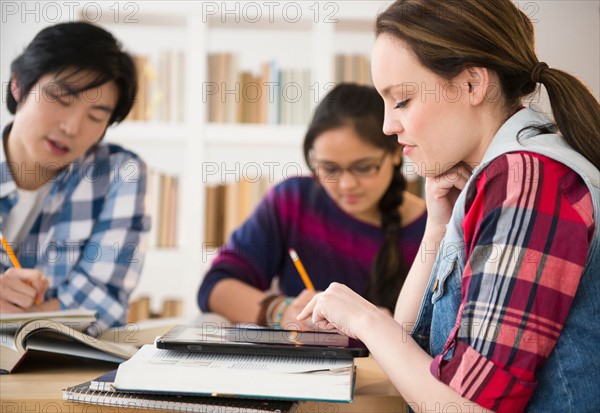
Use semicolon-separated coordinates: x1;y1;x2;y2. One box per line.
63;371;297;413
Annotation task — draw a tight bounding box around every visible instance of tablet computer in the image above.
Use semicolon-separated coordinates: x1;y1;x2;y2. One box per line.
155;325;369;358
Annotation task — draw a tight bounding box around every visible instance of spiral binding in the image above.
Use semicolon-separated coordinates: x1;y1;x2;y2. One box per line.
64;381;295;413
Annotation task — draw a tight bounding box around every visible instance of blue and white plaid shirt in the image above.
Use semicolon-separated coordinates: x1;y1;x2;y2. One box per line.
1;125;150;334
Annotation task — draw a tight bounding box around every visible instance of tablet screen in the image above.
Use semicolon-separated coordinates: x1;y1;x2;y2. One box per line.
156;326;369;358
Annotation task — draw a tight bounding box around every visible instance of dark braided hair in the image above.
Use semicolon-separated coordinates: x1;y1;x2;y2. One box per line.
364;161;407;311
303;83;409;312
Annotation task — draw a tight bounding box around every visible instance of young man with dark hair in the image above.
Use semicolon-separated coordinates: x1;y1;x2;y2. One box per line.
0;22;150;334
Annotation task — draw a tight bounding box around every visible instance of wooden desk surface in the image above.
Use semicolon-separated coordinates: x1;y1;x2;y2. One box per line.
0;353;405;413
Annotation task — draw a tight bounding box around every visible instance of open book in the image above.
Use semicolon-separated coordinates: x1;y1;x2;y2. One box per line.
114;345;356;403
0;309;97;332
63;370;298;413
0;312;138;374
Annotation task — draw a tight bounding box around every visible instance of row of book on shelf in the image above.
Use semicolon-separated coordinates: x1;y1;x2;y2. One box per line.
145;176;424;253
145;173;272;249
207;53;312;125
128;51;186;122
146;169;179;248
148;174;422;250
204;177;272;246
144;172;277;250
206;53;371;125
127;51;371;125
334;53;372;85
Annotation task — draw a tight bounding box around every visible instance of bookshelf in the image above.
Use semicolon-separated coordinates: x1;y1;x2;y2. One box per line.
78;1;392;317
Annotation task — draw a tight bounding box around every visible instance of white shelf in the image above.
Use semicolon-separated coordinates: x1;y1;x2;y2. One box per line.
83;1;389;317
104;122;188;142
144;248;188;260
205;124;306;146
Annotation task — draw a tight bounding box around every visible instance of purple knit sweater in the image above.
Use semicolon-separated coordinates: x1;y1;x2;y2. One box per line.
198;176;426;312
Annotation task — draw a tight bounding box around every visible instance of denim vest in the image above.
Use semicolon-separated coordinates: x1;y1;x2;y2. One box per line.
411;108;600;412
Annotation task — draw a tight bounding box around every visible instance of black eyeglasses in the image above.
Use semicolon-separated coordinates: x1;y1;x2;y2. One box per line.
311;152;389;181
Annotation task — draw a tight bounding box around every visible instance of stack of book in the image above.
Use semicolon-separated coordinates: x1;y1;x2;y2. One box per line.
63;341;357;412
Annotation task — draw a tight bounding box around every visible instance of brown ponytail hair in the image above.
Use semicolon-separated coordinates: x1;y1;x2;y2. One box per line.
375;0;600;170
303;83;408;312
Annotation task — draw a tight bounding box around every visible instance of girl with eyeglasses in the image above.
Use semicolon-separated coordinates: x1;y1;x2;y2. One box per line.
198;83;426;329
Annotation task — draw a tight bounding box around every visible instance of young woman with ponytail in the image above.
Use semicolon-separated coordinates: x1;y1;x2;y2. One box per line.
198;83;426;329
298;1;600;412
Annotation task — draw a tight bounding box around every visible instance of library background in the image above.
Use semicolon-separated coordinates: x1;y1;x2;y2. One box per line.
1;1;598;319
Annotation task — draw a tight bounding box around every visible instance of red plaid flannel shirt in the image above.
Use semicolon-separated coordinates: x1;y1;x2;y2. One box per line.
431;152;594;412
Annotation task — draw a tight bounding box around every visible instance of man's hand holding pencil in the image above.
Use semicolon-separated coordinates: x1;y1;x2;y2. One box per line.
0;231;49;313
0;268;48;313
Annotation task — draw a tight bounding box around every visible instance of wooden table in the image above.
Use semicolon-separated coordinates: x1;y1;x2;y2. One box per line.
0;352;406;412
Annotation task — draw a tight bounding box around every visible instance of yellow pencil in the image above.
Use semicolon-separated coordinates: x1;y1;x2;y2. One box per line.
0;230;41;305
288;248;315;291
0;231;21;269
